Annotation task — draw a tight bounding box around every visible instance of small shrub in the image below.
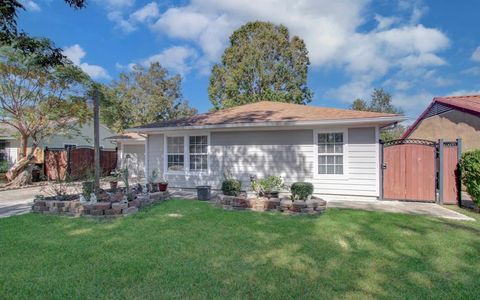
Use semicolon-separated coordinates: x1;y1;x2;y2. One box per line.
459;150;480;206
290;182;314;200
222;179;241;196
251;175;288;196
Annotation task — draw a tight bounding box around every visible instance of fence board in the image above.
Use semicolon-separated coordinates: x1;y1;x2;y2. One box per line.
442;145;459;204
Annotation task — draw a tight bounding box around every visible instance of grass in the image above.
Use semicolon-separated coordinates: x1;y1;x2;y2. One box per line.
0;200;479;299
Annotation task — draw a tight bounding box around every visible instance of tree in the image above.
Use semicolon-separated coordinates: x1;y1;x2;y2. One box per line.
0;43;91;185
351;88;405;141
208;21;313;110
351;98;368;111
1;0;86;67
100;63;197;132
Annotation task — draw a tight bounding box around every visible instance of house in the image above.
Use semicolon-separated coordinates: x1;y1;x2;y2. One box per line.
402;95;480;151
105;133;146;178
0;122;117;166
127;101;405;201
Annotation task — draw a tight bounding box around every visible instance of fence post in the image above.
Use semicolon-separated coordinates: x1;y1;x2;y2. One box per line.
457;138;462;207
438;139;444;205
379;139;384;200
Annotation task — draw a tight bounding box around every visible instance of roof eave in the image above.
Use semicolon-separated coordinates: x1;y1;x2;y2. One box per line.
127;116;406;133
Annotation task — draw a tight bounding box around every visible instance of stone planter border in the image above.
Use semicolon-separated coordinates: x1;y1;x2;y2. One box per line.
32;191;169;218
215;194;326;215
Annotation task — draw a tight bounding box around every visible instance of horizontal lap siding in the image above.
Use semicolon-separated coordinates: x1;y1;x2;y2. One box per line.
146;127;379;200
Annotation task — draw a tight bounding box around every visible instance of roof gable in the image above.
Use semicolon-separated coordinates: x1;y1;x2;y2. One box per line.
402;95;480;139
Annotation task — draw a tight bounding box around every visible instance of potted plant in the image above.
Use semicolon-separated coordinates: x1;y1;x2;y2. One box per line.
107;170;121;190
158;176;168;192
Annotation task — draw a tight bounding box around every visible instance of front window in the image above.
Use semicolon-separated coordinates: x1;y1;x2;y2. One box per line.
189;136;208;171
167;136;184;171
317;133;344;174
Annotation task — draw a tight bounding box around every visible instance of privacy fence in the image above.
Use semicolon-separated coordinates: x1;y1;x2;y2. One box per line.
381;139;462;205
44;146;117;180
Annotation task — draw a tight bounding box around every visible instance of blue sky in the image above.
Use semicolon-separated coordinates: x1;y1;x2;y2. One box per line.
18;0;480;122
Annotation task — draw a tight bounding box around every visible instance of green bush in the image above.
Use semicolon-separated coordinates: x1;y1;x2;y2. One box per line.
290;182;314;200
253;176;287;193
459;150;480;206
0;161;10;173
222;179;242;196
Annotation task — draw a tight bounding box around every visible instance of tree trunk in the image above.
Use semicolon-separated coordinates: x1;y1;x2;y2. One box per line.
19;134;28;159
6;140;38;185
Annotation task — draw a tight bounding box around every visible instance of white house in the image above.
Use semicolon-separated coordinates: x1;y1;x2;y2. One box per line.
127;101;405;201
0;122;117;166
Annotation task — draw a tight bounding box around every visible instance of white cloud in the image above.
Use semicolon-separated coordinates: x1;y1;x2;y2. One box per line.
21;0;41;12
108;11;136;33
141;46;198;76
447;89;480;96
131;2;159;23
374;14;400;30
63;45;111;80
472;47;480;62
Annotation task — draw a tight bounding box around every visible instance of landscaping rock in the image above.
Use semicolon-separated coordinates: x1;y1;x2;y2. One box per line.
291;200;306;212
93;203;111;210
280;199;293;210
305;199;318;208
91;209;104;216
265;198;280;210
231;197;247;208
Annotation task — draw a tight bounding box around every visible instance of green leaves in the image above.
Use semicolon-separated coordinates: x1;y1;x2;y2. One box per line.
208;21;313;110
99;63;197;132
459;150;480;205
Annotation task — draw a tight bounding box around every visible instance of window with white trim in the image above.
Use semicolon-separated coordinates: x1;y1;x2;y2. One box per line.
317;133;344;174
189;136;208;171
167;136;184;171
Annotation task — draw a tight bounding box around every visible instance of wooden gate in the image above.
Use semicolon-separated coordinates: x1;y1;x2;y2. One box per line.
382;139;462;204
382;139;437;202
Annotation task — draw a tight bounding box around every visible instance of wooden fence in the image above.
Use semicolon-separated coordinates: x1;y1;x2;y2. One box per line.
44;147;117;180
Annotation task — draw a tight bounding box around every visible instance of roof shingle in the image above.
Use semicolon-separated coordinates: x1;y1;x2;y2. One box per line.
132;101;399;130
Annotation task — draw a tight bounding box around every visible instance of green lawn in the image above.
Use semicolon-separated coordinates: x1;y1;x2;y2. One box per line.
1;200;479;299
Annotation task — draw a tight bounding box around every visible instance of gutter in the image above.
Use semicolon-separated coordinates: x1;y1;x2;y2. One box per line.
126;116;407;133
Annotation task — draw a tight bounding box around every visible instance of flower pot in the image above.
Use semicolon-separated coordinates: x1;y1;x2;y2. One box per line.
196;185;211;201
158;183;168;192
109;181;118;190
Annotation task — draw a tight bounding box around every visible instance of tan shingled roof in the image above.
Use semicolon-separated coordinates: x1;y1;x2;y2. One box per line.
133;101;399;129
105;132;145;140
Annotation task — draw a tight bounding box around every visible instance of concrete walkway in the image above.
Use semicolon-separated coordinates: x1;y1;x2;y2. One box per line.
328;200;475;221
0;186;43;218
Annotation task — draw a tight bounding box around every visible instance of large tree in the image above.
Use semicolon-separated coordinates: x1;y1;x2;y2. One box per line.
351;88;405;141
1;0;86;67
0;42;91;184
208;21;313;110
100;63;197;132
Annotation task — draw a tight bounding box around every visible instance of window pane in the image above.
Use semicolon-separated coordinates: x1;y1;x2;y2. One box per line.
318;165;326;174
327;165;334;174
327;156;334;164
335;156;343;164
167;155;184;171
335;165;343;174
318;134;327;143
335;133;343;142
326;144;334;153
327;133;334;142
334;144;343;153
318;156;326;164
318;144;326;153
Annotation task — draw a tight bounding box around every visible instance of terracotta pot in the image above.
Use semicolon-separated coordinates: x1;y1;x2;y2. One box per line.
158;183;168;192
109;181;118;190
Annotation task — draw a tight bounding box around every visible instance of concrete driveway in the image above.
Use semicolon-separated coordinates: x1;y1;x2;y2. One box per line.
0;186;43;218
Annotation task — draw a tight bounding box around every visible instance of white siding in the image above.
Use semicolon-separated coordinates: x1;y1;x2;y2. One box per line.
146;127;380;201
121;144;145;178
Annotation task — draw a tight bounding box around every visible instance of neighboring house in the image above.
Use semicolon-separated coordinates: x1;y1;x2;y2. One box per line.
128;101;404;201
105;133;146;178
402;95;480;151
0;122;117;166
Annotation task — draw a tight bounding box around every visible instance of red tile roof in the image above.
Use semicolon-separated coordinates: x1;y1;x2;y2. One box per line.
132;101;400;130
402;95;480;139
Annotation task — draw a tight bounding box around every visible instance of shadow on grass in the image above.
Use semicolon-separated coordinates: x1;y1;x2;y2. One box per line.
0;200;479;299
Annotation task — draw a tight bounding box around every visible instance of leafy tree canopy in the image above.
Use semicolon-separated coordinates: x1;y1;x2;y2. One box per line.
208;21;313;110
350;88;405;141
0;0;86;67
0;43;91;183
100;63;197;132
